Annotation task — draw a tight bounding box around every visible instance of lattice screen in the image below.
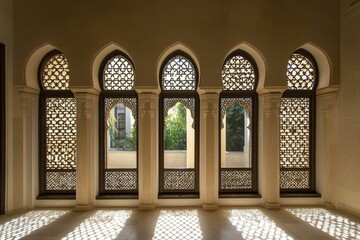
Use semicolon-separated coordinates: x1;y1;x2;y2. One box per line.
162;55;196;91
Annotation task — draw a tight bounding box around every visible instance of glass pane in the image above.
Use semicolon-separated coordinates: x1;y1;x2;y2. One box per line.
221;104;251;168
106;103;137;169
164;102;195;169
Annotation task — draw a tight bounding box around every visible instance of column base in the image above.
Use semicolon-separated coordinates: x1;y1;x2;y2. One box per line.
139;203;155;211
202;203;218;211
323;201;336;209
263;202;281;209
73;204;94;211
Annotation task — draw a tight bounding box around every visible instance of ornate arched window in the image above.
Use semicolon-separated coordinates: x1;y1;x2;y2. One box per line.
159;51;199;198
38;50;77;198
280;49;318;195
98;51;138;198
219;50;259;197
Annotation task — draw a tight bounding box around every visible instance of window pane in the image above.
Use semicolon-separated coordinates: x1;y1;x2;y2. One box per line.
164;102;195;169
106;102;137;169
221;104;251;168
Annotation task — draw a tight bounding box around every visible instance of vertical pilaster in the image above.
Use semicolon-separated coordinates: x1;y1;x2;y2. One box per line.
16;88;39;210
138;92;158;210
199;91;220;210
74;92;98;211
259;92;282;209
317;89;338;209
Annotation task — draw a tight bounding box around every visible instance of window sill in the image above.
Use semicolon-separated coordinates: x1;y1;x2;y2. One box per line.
96;194;138;200
158;193;200;199
280;192;321;198
37;194;75;200
219;193;261;198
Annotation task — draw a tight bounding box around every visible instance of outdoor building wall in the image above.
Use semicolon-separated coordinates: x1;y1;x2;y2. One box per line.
2;0;347;212
331;0;360;216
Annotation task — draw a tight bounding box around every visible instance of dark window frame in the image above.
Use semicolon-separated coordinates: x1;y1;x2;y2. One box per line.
159;50;200;198
280;49;319;197
219;49;260;198
1;43;6;214
37;50;76;199
97;50;139;199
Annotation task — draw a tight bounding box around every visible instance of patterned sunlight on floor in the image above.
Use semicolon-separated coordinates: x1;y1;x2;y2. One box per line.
0;210;68;240
287;208;360;240
227;209;293;240
62;210;132;240
152;210;203;240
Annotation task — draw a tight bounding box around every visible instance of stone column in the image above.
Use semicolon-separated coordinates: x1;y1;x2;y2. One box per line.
199;90;220;210
137;91;158;210
259;92;282;209
317;89;338;209
73;91;99;211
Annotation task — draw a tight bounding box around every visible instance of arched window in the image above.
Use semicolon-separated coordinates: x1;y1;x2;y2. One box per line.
159;51;199;198
98;51;138;198
38;50;77;198
280;49;318;195
219;50;259;197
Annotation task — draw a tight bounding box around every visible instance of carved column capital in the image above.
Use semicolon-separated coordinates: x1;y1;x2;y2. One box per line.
138;93;158;119
200;93;219;118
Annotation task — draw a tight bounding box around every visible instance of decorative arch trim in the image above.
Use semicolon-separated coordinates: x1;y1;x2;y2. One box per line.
298;42;332;90
25;43;58;90
157;42;201;88
92;42;134;92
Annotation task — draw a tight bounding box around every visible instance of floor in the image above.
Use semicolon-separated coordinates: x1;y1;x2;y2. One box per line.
0;206;359;240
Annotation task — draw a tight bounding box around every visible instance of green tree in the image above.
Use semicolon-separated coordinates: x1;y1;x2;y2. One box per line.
226;104;244;151
164;102;187;150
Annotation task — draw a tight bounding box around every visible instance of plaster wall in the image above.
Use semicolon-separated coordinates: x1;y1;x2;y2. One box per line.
331;0;360;215
0;0;14;212
13;0;340;89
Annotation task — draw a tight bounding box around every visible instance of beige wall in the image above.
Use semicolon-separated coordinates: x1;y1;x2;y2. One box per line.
0;0;14;212
13;0;340;89
331;0;360;215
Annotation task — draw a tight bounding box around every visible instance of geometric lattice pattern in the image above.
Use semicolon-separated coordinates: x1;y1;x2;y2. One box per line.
63;210;132;240
153;210;203;240
46;98;77;170
103;55;134;90
220;170;252;189
46;171;76;190
162;55;196;91
287;208;360;240
164;171;195;190
105;171;137;190
164;98;195;128
222;55;256;91
287;53;315;90
42;54;70;90
227;209;293;240
280;98;310;168
105;98;137;126
280;170;309;189
220;98;252;129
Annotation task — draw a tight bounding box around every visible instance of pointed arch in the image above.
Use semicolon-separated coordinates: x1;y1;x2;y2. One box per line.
92;42;135;92
298;42;332;90
157;42;201;88
25;43;58;90
225;42;267;92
